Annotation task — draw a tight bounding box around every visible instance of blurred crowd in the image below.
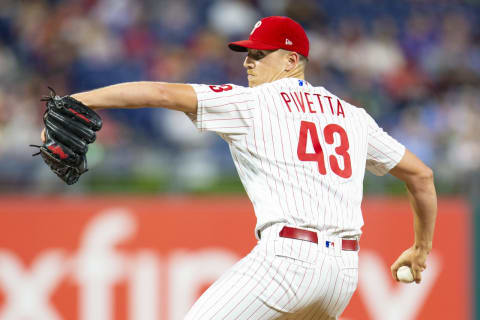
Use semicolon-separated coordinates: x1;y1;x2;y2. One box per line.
0;0;479;194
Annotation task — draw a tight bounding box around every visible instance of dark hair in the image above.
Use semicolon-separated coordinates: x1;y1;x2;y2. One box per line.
298;54;308;68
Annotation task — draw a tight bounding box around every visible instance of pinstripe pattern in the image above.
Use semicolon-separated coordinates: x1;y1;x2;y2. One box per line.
185;79;405;319
184;225;358;320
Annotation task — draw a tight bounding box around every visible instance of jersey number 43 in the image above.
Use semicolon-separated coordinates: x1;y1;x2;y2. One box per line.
297;121;352;178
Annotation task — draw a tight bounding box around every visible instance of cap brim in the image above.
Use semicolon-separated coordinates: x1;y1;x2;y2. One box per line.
228;40;279;52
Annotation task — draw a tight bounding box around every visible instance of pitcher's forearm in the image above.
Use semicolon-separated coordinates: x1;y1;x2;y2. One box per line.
406;176;437;252
71;82;168;110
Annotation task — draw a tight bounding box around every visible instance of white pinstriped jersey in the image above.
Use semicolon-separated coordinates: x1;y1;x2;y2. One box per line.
188;78;405;238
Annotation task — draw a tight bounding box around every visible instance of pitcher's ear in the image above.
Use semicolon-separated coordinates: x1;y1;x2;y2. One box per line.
285;51;300;71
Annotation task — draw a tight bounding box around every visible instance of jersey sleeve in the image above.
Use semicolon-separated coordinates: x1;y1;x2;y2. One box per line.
363;109;406;176
186;83;256;136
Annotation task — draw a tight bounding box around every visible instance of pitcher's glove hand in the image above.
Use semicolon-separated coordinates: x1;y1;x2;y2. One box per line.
31;88;102;185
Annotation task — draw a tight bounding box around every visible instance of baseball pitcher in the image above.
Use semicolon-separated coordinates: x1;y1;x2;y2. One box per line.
37;16;437;319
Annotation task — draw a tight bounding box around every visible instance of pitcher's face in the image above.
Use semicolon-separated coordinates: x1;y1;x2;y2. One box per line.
243;49;287;87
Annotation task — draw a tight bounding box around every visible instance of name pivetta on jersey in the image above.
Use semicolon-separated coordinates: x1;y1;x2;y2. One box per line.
187;78;405;238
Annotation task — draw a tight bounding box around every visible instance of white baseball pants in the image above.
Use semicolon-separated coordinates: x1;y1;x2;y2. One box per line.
185;224;359;320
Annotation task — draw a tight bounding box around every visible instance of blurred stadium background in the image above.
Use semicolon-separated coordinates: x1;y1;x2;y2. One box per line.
0;0;478;319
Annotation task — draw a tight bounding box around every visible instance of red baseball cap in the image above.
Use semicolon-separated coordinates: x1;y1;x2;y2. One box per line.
228;16;309;58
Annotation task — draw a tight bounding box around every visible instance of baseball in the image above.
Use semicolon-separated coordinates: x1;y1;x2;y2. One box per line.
397;266;414;283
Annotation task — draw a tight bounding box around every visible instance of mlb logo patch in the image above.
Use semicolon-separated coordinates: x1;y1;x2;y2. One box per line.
326;241;335;248
298;80;304;86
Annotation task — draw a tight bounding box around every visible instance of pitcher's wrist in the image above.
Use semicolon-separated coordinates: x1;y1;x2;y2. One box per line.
414;241;432;253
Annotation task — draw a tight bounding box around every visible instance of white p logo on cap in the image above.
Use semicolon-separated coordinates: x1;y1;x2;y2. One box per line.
250;21;262;35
